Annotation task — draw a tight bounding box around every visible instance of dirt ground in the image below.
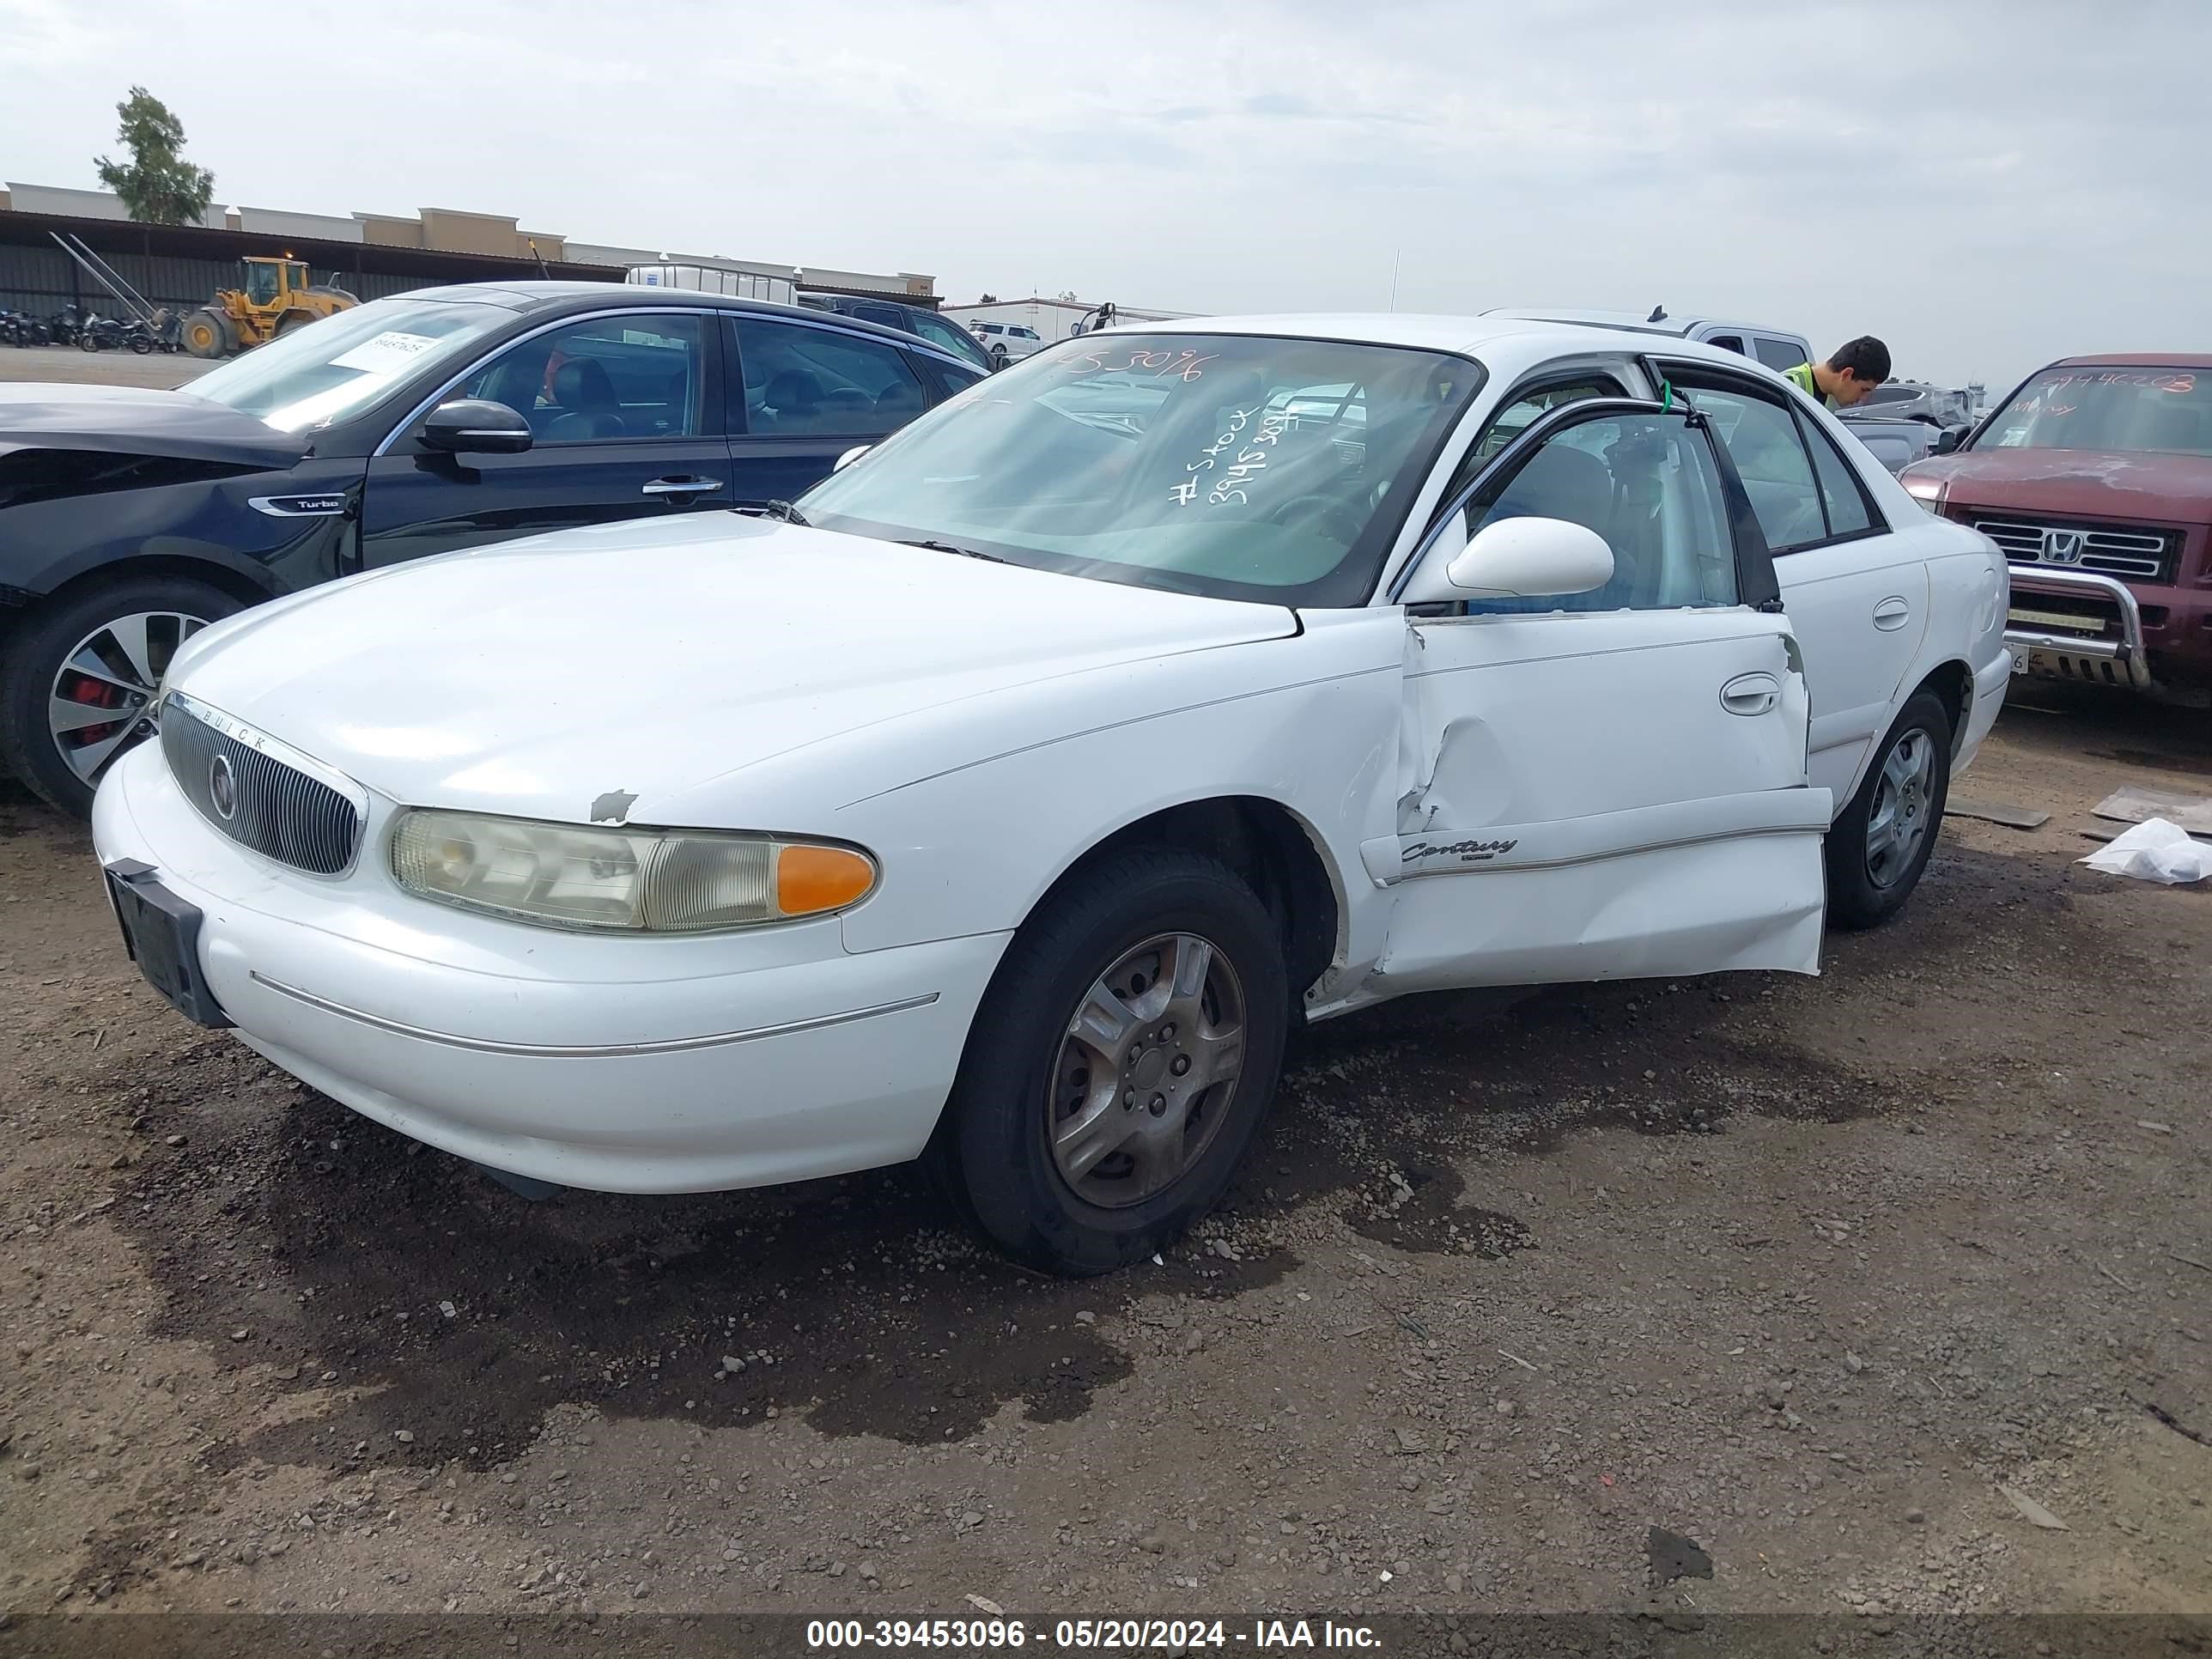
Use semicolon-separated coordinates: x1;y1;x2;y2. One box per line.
3;674;2209;1641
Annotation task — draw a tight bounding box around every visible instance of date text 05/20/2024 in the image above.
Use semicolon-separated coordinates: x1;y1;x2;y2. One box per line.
805;1618;1382;1649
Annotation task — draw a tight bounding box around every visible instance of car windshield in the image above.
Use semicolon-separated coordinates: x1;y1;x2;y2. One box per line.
798;334;1482;606
1979;367;2212;458
185;296;514;434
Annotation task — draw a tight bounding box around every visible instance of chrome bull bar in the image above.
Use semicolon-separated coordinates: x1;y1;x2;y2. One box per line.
2004;567;2153;690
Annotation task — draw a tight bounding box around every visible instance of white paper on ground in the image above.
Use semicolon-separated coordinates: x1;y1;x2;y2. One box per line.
2080;817;2212;884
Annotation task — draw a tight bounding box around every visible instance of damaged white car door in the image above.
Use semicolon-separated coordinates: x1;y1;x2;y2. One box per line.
1367;398;1832;993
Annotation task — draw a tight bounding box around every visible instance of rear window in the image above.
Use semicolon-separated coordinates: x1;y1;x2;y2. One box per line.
1981;368;2211;457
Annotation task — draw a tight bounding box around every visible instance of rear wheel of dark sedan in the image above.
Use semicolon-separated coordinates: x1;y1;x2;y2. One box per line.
0;575;240;817
933;848;1290;1276
1824;690;1954;930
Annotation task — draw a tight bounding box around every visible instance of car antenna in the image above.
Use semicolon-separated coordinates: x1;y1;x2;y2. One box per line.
1647;304;1667;324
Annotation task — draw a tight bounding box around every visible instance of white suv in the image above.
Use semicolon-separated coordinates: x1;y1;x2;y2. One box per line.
969;320;1046;369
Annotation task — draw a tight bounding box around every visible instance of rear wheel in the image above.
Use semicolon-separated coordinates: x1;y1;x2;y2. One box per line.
179;309;231;358
275;312;313;337
0;577;240;817
1825;690;1954;929
933;848;1290;1275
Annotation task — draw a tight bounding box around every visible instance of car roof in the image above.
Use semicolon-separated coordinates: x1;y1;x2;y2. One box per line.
2050;352;2212;369
1477;307;1801;341
381;282;978;369
1089;312;1778;374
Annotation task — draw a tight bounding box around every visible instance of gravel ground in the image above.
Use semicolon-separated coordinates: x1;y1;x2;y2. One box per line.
3;677;2209;1636
0;343;207;391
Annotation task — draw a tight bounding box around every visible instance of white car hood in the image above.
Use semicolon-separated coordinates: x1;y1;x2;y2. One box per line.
169;513;1297;820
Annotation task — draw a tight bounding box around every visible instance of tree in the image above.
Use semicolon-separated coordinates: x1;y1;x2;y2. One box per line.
94;88;214;227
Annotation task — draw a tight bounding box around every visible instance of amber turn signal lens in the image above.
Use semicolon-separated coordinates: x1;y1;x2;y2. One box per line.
775;843;877;917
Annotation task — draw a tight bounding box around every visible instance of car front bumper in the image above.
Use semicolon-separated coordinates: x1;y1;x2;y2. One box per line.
91;741;1008;1194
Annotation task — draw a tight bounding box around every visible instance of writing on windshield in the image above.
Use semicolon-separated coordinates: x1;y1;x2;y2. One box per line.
1062;345;1217;383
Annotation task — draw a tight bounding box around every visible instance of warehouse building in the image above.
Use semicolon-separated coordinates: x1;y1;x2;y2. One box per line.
0;180;936;319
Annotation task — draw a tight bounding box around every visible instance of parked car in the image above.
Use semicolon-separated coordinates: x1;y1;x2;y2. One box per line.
968;319;1046;369
1481;307;1813;374
1900;356;2212;700
91;317;2007;1274
0;283;985;815
796;292;995;376
1854;381;1974;427
1836;412;1969;475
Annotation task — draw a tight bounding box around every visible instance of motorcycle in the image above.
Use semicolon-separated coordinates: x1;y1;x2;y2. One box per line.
0;311;49;346
78;313;131;352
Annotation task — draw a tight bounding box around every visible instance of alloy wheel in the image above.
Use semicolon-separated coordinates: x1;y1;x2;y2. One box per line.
48;611;206;787
1865;726;1936;889
1048;932;1248;1209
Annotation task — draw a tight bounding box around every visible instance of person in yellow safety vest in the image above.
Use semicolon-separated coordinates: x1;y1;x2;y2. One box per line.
1782;336;1892;410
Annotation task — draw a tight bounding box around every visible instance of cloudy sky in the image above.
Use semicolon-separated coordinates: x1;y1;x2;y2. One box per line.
3;0;2204;388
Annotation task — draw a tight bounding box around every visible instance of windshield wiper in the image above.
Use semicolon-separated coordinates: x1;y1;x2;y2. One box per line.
738;499;809;526
896;538;1008;564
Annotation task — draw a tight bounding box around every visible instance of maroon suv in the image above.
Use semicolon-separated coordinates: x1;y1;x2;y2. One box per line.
1900;356;2212;701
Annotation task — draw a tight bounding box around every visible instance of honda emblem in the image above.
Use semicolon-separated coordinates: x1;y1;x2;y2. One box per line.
2040;528;2086;564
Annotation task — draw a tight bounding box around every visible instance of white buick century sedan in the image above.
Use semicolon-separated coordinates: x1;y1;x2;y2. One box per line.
92;316;2011;1274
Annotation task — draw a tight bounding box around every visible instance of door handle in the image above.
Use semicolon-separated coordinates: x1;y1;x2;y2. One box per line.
1872;595;1911;631
641;477;725;496
1719;672;1780;716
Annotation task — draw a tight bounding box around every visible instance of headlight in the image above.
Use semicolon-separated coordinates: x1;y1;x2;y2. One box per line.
389;810;877;933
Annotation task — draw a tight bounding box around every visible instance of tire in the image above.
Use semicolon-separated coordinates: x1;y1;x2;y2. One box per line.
130;331;154;355
1824;690;1954;930
989;344;1009;373
179;309;230;358
79;331;101;352
0;576;242;818
275;313;312;337
932;848;1291;1276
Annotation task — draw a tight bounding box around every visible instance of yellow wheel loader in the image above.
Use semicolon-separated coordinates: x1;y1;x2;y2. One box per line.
179;256;359;358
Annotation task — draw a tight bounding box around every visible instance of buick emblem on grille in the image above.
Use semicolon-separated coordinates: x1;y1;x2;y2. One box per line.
208;753;237;819
2041;528;2086;564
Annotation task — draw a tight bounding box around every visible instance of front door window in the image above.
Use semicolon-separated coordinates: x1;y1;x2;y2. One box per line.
459;314;707;444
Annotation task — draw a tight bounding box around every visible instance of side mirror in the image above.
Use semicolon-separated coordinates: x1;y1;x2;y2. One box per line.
1403;514;1614;605
1934;424;1968;456
834;445;870;472
421;398;532;455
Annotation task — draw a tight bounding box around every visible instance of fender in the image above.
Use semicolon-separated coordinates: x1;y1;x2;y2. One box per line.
1;457;365;602
817;611;1409;981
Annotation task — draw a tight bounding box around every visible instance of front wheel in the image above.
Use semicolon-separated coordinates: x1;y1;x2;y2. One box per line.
1825;690;1954;929
0;576;241;817
179;309;229;358
933;848;1291;1275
